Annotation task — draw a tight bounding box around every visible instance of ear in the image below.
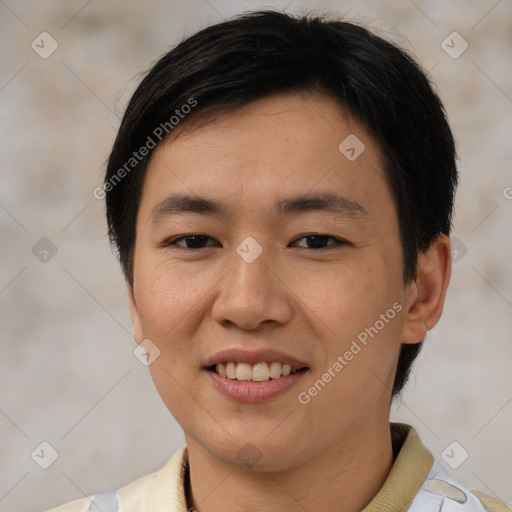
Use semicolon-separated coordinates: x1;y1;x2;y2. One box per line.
128;283;144;344
401;234;452;344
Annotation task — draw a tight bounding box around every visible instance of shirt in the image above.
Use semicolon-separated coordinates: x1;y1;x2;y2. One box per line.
46;423;511;512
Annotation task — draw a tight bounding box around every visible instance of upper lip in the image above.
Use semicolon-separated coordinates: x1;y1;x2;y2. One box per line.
204;348;309;368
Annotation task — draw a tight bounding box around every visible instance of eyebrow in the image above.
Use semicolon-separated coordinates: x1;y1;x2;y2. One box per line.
149;192;368;225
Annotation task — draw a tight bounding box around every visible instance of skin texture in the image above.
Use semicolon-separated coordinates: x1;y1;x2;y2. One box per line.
128;91;452;512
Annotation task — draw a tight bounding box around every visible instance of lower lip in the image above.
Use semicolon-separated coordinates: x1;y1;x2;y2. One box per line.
206;369;308;403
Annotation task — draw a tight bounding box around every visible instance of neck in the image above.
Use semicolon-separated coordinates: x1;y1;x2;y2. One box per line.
184;419;395;512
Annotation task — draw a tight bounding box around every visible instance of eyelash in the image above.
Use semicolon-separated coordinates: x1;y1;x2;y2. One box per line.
162;233;349;251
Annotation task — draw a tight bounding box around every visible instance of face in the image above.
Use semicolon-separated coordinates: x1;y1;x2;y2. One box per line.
129;91;419;471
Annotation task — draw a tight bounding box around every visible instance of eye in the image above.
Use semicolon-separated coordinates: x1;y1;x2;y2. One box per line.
163;233;348;251
291;234;347;250
164;234;218;249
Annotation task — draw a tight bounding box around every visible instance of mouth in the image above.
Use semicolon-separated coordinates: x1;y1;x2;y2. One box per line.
203;348;310;402
207;361;309;382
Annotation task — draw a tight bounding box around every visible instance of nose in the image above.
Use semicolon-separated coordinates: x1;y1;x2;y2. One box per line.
211;241;294;330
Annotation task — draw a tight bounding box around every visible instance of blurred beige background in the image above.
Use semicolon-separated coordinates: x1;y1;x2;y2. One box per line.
1;1;511;511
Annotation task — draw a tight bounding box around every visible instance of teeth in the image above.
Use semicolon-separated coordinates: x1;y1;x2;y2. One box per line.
214;361;302;381
236;363;252;381
269;361;282;379
226;361;236;379
252;362;270;381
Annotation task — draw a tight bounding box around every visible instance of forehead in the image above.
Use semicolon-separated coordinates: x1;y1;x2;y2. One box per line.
139;91;393;224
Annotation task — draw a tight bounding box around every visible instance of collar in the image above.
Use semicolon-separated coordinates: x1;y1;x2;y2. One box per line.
362;423;434;511
147;423;433;512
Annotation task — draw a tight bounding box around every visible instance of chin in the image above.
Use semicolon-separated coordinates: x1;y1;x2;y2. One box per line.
194;427;308;472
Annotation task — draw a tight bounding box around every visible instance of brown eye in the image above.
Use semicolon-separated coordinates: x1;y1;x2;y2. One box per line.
166;234;218;249
292;234;346;250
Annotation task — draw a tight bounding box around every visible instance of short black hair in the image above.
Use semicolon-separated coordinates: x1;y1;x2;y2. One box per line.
104;9;458;396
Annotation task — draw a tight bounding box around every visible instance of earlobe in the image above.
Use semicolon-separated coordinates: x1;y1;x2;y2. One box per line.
128;284;144;344
401;234;452;345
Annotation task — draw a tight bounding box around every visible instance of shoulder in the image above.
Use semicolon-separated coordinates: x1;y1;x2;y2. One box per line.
386;424;511;512
43;446;188;512
472;491;512;512
411;460;512;512
43;471;158;512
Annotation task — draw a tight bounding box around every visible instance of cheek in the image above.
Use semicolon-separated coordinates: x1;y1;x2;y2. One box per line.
292;257;397;339
134;262;210;411
295;264;404;406
135;259;213;339
296;257;405;392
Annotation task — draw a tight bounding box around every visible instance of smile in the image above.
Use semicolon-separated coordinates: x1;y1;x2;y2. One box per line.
209;361;308;381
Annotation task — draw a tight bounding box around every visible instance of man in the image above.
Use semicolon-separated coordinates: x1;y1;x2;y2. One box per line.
49;10;511;512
